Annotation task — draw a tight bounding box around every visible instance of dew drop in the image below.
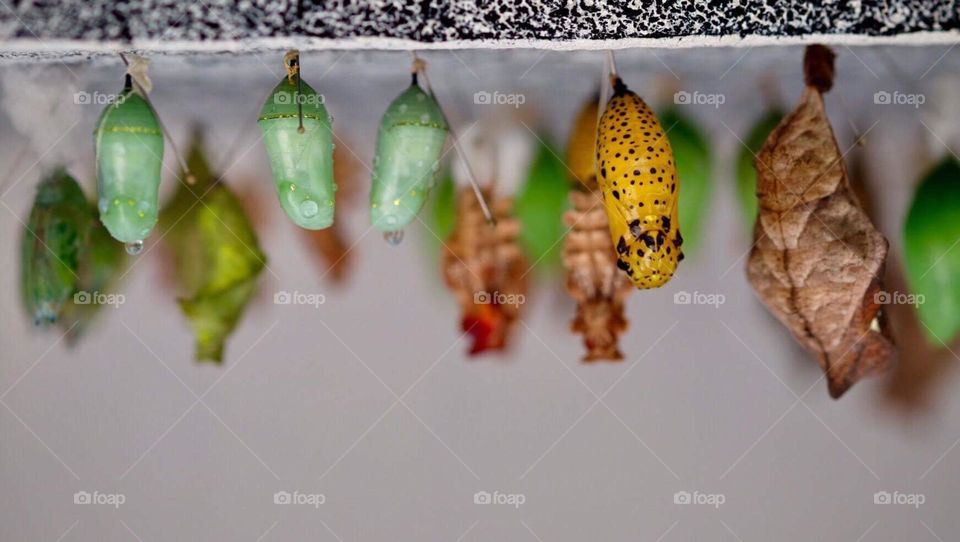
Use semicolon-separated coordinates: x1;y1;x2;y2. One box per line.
125;240;144;255
300;199;319;218
383;230;404;246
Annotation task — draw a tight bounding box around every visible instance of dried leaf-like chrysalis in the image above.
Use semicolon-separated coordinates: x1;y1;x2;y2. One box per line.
597;77;682;289
747;45;895;398
441;189;527;355
563;189;633;361
160;134;267;363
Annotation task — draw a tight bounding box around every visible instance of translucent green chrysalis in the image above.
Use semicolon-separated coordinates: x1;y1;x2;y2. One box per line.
94;75;163;249
370;76;448;240
257;68;336;230
21;169;91;326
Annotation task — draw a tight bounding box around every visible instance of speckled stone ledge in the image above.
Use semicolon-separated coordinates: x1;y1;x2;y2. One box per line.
0;0;957;59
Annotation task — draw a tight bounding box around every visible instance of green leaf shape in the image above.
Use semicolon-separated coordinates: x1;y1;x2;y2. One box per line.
513;137;570;272
660;108;711;257
904;157;960;345
736;109;784;228
160;136;267;362
21;169;91;326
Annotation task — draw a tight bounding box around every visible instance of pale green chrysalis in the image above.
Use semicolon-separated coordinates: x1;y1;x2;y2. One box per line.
370;75;448;241
257;70;336;230
94;75;163;250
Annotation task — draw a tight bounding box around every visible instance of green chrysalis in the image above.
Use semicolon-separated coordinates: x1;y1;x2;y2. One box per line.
21;169;90;326
904;157;960;345
258;67;336;230
370;76;448;242
94;75;163;251
513;136;569;271
60;212;128;344
660;107;711;257
161;134;267;363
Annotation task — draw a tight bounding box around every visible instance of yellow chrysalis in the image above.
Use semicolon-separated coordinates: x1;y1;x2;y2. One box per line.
596;77;682;289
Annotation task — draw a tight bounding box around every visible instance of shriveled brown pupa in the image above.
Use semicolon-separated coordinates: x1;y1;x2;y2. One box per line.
747;44;896;398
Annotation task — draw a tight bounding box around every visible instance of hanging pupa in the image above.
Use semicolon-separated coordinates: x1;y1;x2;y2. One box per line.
746;45;895;398
370;70;448;242
21;169;91;326
94;73;163;250
258;50;336;230
658;106;710;257
596;76;683;289
160;131;267;363
903;157;960;345
566;94;599;190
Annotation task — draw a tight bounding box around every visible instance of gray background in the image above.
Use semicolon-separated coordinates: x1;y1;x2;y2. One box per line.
1;45;960;541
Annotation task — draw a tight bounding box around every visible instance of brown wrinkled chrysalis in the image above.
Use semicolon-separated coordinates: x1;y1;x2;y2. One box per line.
746;44;896;398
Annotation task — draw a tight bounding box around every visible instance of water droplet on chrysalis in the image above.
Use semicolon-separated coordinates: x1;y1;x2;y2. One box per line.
383;230;404;246
300;199;319;218
125;240;144;255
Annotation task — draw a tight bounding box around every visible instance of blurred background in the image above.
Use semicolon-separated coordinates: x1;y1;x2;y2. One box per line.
1;45;960;541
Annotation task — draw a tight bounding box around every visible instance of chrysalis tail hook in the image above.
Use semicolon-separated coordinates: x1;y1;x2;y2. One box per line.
284;50;306;134
410;51;496;227
119;53;194;185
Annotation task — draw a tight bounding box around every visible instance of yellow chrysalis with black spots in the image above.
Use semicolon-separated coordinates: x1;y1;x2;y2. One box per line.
596;77;682;289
